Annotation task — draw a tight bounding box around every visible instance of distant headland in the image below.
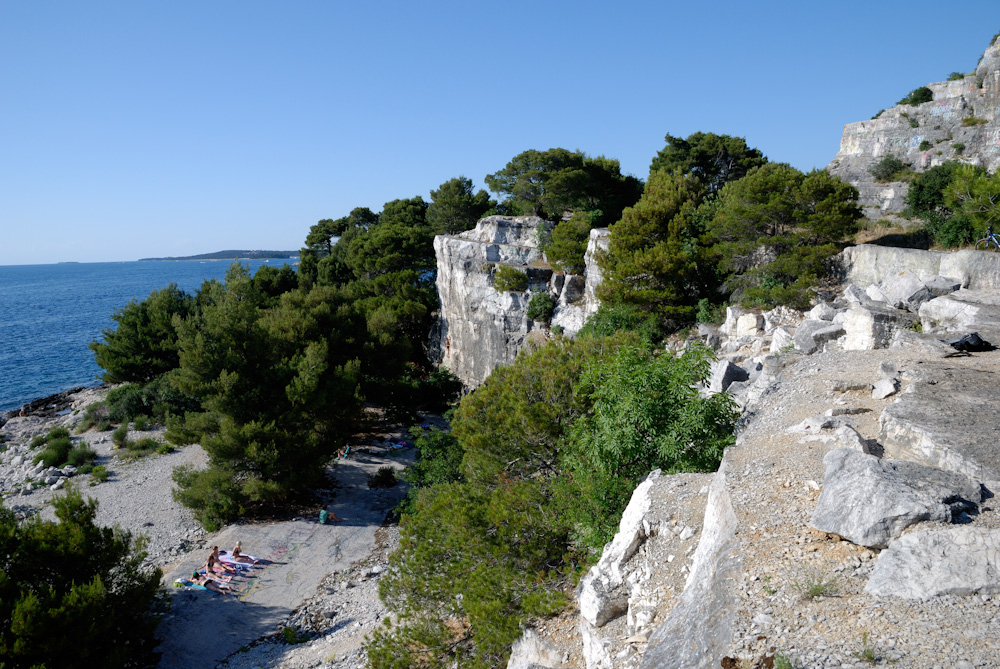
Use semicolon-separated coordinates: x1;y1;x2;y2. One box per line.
138;250;299;262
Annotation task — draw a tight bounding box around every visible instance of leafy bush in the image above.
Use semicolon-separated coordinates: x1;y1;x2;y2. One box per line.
372;337;738;664
578;303;665;343
368;466;398;489
132;414;150;431
868;154;909;182
546;212;592;274
948;71;966;81
898;86;933;106
90;464;109;483
34;435;73;468
493;265;529;292
696;298;726;324
871;109;885;120
66;443;98;467
77;402;109;432
112;425;129;448
963;116;988;126
31;427;75;467
172;465;243;532
953;142;966;154
526;292;555;322
919;140;933;151
0;488;162;668
127;437;161;457
551;324;564;336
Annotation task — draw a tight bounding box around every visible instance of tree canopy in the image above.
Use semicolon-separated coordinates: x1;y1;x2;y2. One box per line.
484;148;642;225
427;176;493;236
89;283;194;384
0;488;162;669
649;131;767;197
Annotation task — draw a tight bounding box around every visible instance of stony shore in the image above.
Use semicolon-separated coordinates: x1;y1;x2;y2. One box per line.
0;390;418;669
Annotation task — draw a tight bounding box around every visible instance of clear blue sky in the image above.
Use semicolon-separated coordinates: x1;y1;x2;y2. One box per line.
2;2;998;265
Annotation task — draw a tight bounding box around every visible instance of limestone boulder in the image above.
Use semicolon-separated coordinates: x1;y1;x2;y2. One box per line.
919;290;1000;340
769;326;794;354
708;361;749;394
879;363;1000;491
794;320;844;355
880;271;934;312
865;527;1000;599
841;303;917;350
811;448;981;549
507;629;562;669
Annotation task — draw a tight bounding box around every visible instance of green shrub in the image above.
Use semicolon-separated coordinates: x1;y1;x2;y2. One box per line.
526;291;556;322
963;116;988;126
925;211;976;248
128;437;160;456
868;154;909;182
112;425;129;448
34;436;73;468
0;488;161;668
368;466;398;489
551;324;564;336
77;402;108;432
695;298;726;325
282;627;306;644
546;212;592;274
953;142;966;154
871;109;885;120
66;444;98;467
171;465;243;531
578;303;666;343
898;86;933;106
132;414;150;431
90;464;109;483
48;426;70;440
493;265;529;292
948;71;966;81
96;420;112;431
919;140;933;151
106;384;146;423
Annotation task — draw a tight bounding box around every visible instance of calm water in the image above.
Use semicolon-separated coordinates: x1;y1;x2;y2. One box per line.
0;259;294;412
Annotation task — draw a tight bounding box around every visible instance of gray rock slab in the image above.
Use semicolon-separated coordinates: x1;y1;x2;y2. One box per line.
919;290;1000;342
879;363;1000;491
872;377;899;400
708;360;749;393
811;448;981;548
880;271;935;312
507;628;562;669
842;303;917;350
794;320;842;355
640;462;740;669
865;527;1000;599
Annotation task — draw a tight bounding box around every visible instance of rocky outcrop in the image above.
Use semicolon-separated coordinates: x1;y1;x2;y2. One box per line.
879;363;1000;492
839;245;1000;291
433;216;553;387
866;527;1000;599
827;37;1000;217
434;218;607;387
811;447;982;549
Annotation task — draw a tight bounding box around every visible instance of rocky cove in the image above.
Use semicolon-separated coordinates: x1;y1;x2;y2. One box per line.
3;218;1000;668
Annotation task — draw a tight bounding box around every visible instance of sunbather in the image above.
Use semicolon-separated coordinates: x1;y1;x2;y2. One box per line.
190;571;231;595
203;546;237;575
230;541;260;564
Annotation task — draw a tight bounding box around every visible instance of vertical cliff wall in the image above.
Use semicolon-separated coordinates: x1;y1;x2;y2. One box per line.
432;217;608;388
828;37;1000;217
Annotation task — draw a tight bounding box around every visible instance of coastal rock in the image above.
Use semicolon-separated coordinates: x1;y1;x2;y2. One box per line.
865;527;1000;599
879;362;1000;491
433;216;552;387
841;303;916;350
507;628;562;669
811;448;981;549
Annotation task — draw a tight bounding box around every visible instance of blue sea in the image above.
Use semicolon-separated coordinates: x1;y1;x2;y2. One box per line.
0;259;295;413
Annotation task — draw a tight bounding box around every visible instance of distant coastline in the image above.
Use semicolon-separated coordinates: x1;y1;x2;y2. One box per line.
138;250;298;262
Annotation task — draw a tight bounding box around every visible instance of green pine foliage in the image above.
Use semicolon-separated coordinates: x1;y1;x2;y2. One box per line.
708;163;862;308
526;292;555;322
868;154;910;182
0;488;162;668
649;131;767;197
89;283;194;384
898;86;933;106
545;212;593;274
428;176;494;236
492;265;529;292
371;336;737;666
598;168;713;325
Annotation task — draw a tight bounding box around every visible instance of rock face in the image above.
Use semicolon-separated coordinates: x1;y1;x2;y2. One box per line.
434;217;607;387
811;447;981;549
866;528;1000;599
879;363;1000;491
827;36;1000;217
